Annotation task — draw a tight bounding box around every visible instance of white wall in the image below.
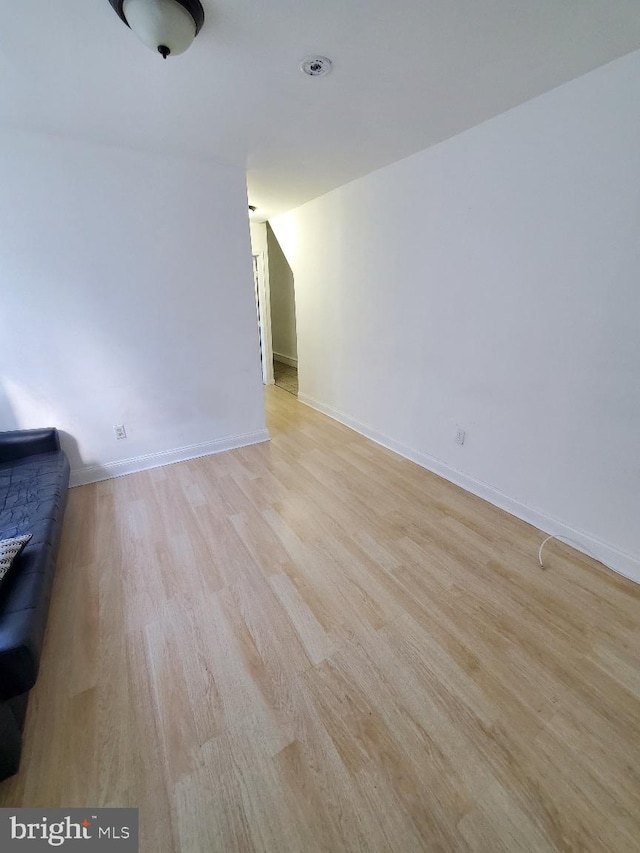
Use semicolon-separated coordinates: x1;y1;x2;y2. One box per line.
0;131;267;484
271;50;640;582
249;221;268;255
266;224;298;365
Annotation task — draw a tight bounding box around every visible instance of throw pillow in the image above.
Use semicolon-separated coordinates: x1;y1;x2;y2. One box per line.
0;534;32;584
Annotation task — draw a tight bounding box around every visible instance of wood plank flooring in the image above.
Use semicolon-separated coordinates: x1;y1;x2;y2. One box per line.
273;361;298;396
1;386;639;852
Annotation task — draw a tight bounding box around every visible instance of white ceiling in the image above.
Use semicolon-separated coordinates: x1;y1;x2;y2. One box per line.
2;1;640;218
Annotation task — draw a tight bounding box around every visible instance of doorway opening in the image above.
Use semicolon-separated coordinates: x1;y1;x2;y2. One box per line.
252;253;273;385
251;222;298;397
268;223;298;396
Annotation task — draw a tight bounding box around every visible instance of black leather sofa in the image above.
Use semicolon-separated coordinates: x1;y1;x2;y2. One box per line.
0;429;70;781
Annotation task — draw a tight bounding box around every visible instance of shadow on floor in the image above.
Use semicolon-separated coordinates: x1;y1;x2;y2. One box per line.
274;362;298;396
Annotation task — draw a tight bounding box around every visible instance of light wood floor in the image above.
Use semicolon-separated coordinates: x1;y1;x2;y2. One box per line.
273;360;298;396
1;386;639;852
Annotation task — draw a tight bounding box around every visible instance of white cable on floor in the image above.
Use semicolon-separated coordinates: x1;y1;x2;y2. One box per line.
538;533;598;568
538;534;557;568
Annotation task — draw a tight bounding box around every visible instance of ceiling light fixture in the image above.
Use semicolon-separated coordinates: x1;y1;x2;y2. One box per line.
108;0;205;59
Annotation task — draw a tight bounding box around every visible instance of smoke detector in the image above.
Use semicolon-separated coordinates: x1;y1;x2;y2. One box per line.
300;56;333;77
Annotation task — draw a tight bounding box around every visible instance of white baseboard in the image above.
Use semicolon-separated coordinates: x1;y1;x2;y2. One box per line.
70;429;270;487
273;352;298;368
298;393;639;585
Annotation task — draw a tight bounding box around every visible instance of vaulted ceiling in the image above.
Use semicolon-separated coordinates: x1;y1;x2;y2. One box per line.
2;1;640;217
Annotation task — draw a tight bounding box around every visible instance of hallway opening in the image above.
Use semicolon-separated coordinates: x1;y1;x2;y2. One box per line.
251;218;299;396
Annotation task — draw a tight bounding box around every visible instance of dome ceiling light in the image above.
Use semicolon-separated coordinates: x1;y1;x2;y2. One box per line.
108;0;205;59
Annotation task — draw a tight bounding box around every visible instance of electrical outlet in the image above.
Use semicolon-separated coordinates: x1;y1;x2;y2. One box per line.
113;424;127;440
455;428;466;446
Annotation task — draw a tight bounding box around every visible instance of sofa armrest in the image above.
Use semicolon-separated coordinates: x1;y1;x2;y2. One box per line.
0;429;61;463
